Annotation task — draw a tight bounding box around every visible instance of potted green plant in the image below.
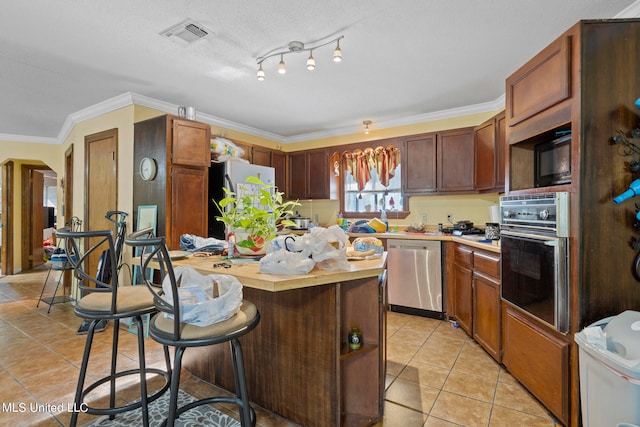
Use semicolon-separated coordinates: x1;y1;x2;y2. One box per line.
212;176;300;255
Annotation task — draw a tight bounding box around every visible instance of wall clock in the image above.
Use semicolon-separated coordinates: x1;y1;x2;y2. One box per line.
139;157;157;181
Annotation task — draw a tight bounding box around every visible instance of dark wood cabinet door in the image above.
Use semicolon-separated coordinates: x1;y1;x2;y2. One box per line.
252;146;272;167
306;149;329;199
474;119;496;191
168;166;208;250
453;262;473;335
171;119;211;167
473;272;501;361
271;151;287;194
495;111;506;189
403;134;437;193
288;152;307;199
503;306;569;424
438;128;474;192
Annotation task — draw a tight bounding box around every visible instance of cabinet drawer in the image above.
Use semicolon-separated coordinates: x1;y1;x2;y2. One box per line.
473;251;500;279
507;35;571;126
454;245;473;269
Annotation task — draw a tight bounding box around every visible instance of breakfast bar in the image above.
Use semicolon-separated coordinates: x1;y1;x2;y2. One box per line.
167;254;388;427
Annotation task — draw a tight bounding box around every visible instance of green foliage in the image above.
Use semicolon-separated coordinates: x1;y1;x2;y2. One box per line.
212;176;300;244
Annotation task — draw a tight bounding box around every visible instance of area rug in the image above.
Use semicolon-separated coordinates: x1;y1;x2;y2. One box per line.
81;389;240;426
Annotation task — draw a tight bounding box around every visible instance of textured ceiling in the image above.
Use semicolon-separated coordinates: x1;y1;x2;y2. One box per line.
1;0;638;144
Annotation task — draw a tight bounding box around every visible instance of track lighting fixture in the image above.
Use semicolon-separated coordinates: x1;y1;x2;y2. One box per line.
257;35;343;80
363;120;372;134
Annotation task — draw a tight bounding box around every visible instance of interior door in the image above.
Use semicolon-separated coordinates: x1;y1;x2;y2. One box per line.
1;162;14;275
31;170;44;268
85;129;118;280
20;165;46;271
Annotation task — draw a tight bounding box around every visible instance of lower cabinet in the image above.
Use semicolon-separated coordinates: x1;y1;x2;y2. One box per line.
450;243;501;362
502;305;569;425
452;245;473;335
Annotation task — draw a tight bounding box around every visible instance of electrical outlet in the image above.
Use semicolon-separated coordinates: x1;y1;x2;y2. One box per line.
447;213;453;223
420;213;427;223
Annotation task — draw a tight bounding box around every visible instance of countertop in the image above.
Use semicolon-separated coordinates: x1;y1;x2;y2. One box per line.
165;252;387;292
347;231;501;253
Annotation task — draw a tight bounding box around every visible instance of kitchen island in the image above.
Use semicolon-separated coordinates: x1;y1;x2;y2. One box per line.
167;253;387;427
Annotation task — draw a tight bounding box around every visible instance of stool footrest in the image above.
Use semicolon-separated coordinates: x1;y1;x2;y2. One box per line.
81;368;170;416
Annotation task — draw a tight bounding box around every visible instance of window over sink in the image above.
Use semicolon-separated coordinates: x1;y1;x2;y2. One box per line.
339;145;407;218
344;165;403;213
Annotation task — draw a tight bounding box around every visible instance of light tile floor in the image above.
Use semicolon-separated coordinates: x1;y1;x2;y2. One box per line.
0;265;561;426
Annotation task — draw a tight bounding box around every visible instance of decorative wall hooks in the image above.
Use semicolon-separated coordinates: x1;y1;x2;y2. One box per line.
611;97;640;280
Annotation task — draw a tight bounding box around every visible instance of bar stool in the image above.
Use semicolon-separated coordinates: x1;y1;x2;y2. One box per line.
57;228;171;427
125;230;260;427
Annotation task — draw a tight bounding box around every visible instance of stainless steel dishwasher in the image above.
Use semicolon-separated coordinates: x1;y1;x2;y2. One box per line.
387;239;443;319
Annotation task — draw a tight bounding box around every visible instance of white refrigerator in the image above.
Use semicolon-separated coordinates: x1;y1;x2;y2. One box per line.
208;159;275;239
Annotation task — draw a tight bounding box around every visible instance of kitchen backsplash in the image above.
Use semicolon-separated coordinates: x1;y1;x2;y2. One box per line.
294;193;501;229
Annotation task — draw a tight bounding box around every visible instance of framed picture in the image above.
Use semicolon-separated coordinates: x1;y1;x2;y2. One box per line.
136;205;157;234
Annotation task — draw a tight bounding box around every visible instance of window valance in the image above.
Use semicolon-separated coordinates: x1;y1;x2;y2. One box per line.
343;145;400;191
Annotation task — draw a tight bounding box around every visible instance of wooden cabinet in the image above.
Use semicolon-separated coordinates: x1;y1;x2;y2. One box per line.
251;146;272;166
452;249;473;334
183;272;387;427
168;165;208;250
251;146;286;193
504;20;640;426
503;306;569;424
403;128;474;194
287;148;329;199
403;133;437;193
449;243;501;362
495;112;506;189
507;35;571;130
133;114;211;249
271;151;287;194
472;250;501;361
474;111;506;192
438;128;475;192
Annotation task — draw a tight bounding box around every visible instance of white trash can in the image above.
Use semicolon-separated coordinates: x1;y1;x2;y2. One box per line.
575;310;640;427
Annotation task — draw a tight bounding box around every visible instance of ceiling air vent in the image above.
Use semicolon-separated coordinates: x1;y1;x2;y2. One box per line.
160;18;212;46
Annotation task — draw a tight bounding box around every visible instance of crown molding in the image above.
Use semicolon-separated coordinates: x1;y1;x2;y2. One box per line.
3;91;506;145
0;133;58;144
281;93;506;143
615;0;640;17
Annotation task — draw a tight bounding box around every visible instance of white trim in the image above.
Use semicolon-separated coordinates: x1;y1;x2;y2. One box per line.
0;134;58;144
1;91;505;145
615;0;640;17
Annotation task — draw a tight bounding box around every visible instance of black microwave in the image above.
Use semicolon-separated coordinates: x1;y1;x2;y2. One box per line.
534;133;571;187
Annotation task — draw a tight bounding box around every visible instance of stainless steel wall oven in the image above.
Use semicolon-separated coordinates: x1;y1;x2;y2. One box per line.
500;192;569;333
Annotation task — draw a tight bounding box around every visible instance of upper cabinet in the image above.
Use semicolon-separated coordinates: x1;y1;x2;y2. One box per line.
251;146;272;166
474;111;506;192
439;128;475;192
251;146;287;194
172;120;211;167
403;133;437;193
403;128;475;194
287;148;329;200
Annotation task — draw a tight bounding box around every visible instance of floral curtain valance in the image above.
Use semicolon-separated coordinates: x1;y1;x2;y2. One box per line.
343;145;401;191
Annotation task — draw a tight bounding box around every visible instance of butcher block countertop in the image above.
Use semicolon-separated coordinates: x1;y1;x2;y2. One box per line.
167;252;387;292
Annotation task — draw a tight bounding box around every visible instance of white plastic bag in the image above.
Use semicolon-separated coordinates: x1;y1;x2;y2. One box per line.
259;249;316;275
161;266;243;327
259;225;350;274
